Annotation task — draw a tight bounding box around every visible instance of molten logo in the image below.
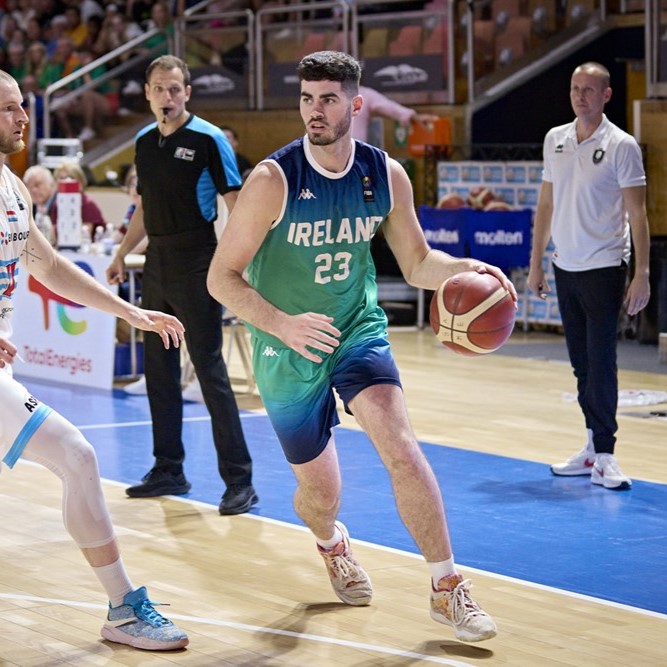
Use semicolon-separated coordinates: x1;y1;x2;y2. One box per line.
28;260;94;335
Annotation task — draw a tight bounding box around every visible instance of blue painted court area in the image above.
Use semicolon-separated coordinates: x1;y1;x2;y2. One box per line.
16;377;667;616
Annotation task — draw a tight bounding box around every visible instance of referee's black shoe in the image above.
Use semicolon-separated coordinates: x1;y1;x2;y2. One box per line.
219;484;259;515
126;466;192;498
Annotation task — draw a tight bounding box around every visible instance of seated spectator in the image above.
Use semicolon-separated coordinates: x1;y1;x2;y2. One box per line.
113;165;147;254
18;74;46;139
50;161;107;245
7;42;27;82
25;16;46;45
53;49;119;142
140;0;173;56
23;164;57;246
26;40;48;79
44;15;69;58
62;5;89;48
220;125;254;181
39;36;80;90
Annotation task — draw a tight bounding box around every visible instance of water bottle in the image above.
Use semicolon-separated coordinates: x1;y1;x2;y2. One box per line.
102;223;115;255
80;224;91;253
92;225;104;254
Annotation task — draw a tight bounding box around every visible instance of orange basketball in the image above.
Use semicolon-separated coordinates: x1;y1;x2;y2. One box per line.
430;271;515;355
437;193;467;209
484;200;513;211
467;187;495;210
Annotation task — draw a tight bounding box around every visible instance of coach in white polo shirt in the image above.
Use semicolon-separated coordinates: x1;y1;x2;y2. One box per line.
527;61;650;491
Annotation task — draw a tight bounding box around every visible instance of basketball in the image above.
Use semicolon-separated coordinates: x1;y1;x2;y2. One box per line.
430;271;515;355
467;187;495;210
437;193;467;209
484;200;513;212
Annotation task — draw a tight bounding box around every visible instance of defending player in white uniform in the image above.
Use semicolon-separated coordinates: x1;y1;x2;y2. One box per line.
0;69;189;650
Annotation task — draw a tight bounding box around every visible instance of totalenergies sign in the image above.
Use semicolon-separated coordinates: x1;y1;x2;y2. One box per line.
27;260;94;335
11;252;117;390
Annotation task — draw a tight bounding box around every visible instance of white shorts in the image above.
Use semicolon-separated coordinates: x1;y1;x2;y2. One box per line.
0;366;53;468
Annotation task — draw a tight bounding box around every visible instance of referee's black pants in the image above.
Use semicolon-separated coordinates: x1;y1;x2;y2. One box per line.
141;227;253;487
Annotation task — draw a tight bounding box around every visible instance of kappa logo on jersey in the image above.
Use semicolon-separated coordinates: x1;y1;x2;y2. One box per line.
298;188;317;200
174;147;195;161
262;345;279;357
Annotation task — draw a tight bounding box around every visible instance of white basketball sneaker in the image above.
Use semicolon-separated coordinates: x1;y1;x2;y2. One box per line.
591;453;632;490
551;430;595;476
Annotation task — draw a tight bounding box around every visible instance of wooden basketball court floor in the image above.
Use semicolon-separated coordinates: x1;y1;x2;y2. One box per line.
4;329;667;666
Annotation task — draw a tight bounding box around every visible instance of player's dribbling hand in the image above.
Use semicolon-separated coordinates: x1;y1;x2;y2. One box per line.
125;309;185;349
281;312;341;363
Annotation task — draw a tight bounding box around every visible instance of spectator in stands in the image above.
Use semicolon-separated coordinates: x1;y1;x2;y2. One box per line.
25;40;48;80
44;14;68;57
23;164;57;246
354;85;438;145
62;5;88;48
140;0;173;56
0;12;21;49
81;13;104;53
51;160;107;244
220;125;254;181
25;16;46;45
53;49;119;142
92;10;143;58
7;42;26;82
113;164;147;252
39;36;80;89
79;0;105;23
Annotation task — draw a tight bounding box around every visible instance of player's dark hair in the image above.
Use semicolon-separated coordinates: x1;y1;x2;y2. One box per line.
297;51;361;97
145;55;191;86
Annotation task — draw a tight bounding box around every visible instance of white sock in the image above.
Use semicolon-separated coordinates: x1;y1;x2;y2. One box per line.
91;559;134;608
586;428;595;451
316;525;343;550
429;556;457;587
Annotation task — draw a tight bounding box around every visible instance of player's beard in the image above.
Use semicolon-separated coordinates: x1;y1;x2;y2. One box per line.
307;110;352;146
0;135;25;155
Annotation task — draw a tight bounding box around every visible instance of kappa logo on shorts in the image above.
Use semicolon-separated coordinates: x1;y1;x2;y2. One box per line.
262;345;279;357
298;188;316;200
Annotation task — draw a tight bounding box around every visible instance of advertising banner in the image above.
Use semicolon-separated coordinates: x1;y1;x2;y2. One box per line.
12;252;118;390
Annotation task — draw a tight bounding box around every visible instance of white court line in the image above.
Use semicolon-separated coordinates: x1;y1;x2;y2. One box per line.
0;592;475;667
81;477;667;624
76;412;265;431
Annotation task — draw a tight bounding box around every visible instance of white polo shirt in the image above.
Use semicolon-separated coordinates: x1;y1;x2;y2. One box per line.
542;114;646;271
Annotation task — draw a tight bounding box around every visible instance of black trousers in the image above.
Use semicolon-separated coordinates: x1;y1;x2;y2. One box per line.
554;262;627;454
141;227;253;487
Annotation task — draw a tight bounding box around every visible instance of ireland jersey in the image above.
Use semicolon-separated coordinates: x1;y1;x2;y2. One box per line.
246;136;393;348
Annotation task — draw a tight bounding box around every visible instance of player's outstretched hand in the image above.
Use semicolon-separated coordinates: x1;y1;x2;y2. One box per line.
280;312;341;363
125;308;185;350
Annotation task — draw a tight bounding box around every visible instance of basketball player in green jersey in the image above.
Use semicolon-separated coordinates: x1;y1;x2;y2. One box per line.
207;51;517;642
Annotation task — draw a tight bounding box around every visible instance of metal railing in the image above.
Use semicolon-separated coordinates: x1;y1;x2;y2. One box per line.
35;0;657;159
255;0;350;111
42;27;172;139
646;0;667;98
174;8;255;108
351;0;454;105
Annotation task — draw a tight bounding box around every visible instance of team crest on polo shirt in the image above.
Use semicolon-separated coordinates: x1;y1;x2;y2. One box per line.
174;147;195;161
